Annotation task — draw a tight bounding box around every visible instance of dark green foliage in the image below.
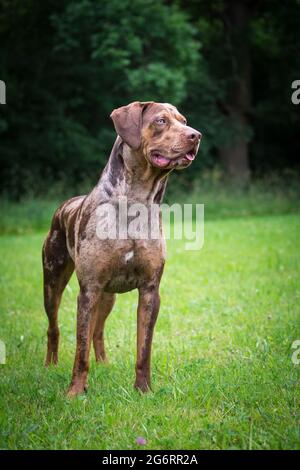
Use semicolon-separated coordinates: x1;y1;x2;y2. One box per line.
0;0;300;197
0;0;201;196
251;0;300;172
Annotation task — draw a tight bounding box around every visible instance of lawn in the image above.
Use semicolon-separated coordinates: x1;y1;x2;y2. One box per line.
0;207;299;449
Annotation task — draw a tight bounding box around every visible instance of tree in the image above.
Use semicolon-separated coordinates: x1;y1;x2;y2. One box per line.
0;0;200;197
180;0;300;182
218;0;252;183
1;0;300;197
180;0;255;183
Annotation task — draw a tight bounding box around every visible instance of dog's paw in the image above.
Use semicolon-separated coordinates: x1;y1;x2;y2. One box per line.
134;381;152;394
66;384;88;398
45;352;58;367
95;354;109;364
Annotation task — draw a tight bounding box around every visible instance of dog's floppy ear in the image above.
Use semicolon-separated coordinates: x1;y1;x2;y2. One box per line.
110;101;153;150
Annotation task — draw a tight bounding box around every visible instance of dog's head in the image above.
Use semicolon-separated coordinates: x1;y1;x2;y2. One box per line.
110;101;201;170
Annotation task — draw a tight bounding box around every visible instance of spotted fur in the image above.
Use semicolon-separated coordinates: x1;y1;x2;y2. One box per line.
42;101;201;396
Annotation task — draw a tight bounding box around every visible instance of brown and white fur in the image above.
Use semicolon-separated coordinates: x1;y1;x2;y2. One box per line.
42;101;201;396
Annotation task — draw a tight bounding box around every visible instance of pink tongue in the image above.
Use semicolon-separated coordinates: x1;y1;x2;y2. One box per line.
155;155;170;167
185;153;195;161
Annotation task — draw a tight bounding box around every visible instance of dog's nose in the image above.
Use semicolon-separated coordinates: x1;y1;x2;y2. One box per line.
186;128;202;142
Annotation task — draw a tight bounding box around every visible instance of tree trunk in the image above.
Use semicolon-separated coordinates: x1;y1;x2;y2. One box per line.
219;0;252;183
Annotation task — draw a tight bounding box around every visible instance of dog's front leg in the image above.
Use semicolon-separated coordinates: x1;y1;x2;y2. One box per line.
135;285;160;393
67;285;100;397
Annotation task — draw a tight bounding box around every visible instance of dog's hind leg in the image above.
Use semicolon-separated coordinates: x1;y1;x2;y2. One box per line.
42;222;74;366
93;293;116;363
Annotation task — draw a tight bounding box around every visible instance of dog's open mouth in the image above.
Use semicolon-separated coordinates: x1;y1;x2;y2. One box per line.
151;151;196;169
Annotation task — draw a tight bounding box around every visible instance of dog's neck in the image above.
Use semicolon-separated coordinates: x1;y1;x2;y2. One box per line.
98;136;170;204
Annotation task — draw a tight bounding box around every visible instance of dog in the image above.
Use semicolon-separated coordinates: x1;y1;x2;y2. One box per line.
42;101;201;396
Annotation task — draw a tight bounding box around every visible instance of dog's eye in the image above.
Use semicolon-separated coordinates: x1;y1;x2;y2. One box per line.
155;118;166;125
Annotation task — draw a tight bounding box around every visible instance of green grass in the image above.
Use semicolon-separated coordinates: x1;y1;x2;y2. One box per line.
0;208;299;449
1;173;299;235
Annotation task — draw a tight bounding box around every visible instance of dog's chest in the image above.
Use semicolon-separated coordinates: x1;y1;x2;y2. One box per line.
104;241;164;294
104;250;138;293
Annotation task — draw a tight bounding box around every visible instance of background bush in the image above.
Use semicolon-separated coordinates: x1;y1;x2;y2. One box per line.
0;0;300;198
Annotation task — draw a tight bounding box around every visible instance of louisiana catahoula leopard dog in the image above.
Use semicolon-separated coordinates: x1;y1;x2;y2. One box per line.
42;101;201;396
